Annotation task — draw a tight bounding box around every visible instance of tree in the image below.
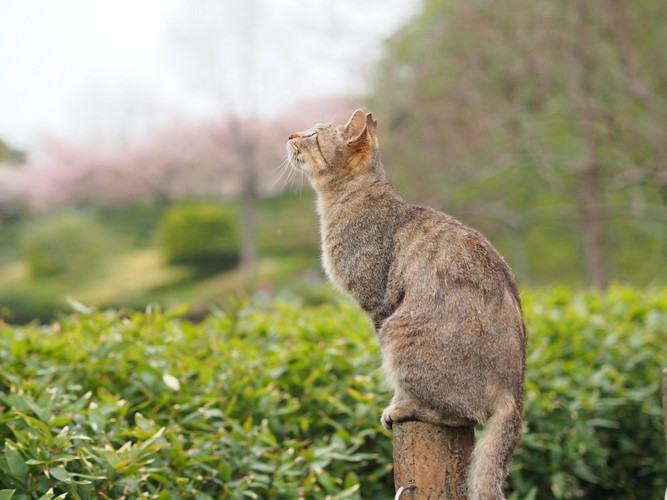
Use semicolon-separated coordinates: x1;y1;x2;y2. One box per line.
170;0;410;279
20;96;356;212
0;137;26;220
0;137;25;164
373;0;667;287
171;1;265;280
21;119;281;211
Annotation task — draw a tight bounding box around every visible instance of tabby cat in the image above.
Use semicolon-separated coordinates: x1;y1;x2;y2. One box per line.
287;109;526;499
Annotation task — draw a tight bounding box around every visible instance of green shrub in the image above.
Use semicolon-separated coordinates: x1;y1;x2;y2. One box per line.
0;283;63;324
0;301;387;498
158;200;239;272
21;212;113;281
510;286;667;498
95;203;166;247
0;288;664;498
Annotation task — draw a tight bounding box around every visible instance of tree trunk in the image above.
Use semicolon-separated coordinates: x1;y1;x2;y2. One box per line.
238;138;258;281
579;164;608;288
227;116;259;282
393;421;474;499
573;0;608;289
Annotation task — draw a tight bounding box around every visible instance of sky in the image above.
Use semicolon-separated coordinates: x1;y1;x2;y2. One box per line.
0;0;417;154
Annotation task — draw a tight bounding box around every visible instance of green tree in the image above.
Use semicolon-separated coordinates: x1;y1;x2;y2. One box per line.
0;137;26;221
373;0;667;287
22;212;113;281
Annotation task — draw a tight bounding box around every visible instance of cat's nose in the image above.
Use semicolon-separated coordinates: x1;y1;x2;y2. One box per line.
288;133;298;140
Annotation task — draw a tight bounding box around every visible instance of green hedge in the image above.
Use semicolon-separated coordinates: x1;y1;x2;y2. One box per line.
515;287;666;498
157;201;239;273
21;212;113;280
0;287;665;498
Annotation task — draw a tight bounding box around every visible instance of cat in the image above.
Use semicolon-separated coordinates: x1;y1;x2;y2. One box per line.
287;109;526;499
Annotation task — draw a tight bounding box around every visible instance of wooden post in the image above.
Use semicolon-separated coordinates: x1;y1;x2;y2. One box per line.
393;421;474;499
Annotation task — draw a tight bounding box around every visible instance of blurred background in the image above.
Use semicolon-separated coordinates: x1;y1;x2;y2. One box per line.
1;0;665;323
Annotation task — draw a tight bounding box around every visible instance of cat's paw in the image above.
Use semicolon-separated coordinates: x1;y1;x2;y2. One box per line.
382;401;476;429
380;406;395;429
381;402;413;429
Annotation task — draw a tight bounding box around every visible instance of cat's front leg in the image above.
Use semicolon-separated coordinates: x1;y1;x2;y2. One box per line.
381;396;421;429
381;392;474;429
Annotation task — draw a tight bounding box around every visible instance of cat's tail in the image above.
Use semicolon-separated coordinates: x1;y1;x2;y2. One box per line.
467;395;522;500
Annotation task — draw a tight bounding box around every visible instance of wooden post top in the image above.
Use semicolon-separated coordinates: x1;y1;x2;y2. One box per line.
392;421;475;499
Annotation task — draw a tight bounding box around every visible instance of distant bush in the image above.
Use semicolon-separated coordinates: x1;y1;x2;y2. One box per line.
95;203;166;247
21;212;113;280
0;282;64;324
158;200;239;272
0;288;664;498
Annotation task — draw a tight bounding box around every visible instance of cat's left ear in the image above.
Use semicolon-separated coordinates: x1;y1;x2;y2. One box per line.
345;108;378;152
344;109;367;143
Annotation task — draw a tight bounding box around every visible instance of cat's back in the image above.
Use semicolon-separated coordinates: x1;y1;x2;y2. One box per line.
393;204;518;300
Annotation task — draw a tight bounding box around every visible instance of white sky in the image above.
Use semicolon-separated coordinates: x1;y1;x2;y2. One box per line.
0;0;417;154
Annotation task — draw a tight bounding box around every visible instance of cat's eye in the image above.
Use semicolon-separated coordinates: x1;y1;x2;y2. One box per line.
305;130;318;138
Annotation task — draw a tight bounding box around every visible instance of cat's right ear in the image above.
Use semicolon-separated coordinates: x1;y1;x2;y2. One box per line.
365;112;379;148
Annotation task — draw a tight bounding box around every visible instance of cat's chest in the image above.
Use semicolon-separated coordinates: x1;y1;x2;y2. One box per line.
320;245;338;284
319;216;390;288
319;222;352;285
316;190;401;294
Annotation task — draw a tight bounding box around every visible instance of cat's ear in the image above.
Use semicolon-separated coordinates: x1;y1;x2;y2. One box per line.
345;108;375;153
344;109;368;143
365;112;379;148
366;112;377;131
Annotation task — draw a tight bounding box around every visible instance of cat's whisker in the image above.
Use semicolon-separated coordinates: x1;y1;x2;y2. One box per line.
272;156;295;190
272;164;288;189
281;161;298;193
274;156;289;171
281;165;292;190
273;156;290;173
288;164;300;193
272;162;288;182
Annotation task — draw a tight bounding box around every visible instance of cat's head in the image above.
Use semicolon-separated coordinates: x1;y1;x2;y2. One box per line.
286;109;380;187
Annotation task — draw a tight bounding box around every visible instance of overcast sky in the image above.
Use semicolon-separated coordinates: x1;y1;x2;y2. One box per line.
0;0;417;153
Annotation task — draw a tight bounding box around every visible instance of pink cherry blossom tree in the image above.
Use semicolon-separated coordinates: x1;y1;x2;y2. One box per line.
21;95;358;212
